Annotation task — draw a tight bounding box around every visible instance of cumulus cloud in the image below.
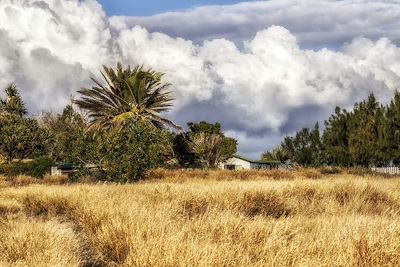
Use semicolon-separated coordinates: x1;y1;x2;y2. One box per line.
111;0;400;48
1;0;400;157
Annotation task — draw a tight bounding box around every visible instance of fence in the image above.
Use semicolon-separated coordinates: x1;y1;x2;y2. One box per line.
51;167;62;176
371;167;400;175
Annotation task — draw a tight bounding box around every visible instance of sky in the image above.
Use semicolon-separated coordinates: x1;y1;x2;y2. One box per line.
99;0;248;16
1;0;400;158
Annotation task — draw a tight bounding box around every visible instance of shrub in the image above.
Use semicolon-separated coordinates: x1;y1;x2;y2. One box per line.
101;122;174;182
0;157;54;178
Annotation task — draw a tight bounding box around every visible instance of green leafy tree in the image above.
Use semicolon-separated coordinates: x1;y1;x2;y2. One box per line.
0;83;27;116
322;107;351;166
74;63;181;131
348;94;379;166
40;105;99;164
187;121;222;134
0;84;49;162
101;121;174;182
376;91;400;165
188;132;227;169
262;146;291;162
175;121;237;168
279;123;323;166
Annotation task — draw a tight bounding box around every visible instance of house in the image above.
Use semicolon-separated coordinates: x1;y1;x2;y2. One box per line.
221;155;280;170
51;162;98;176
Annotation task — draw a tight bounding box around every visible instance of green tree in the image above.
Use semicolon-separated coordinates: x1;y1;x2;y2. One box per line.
40;105;99;164
0;83;27;116
74;63;181;131
322;107;351;166
376;91;400;165
348;94;379;166
0;84;49;162
175;121;237;168
261;146;290;162
187;121;222;134
279;123;322;166
101;121;174;182
188;132;227;169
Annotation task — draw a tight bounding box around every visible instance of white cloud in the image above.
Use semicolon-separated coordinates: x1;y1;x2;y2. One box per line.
112;0;400;48
1;0;400;157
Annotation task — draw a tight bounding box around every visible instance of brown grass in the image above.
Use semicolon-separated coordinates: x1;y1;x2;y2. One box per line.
151;168;296;181
1;170;400;266
11;175;40;186
43;174;69;185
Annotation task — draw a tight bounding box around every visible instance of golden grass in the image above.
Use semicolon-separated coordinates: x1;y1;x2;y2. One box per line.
11;175;40;186
43;174;69;185
1;170;400;266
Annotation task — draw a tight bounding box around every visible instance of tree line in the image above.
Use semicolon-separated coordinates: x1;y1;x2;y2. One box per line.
263;93;400;167
3;62;397;180
0;63;237;181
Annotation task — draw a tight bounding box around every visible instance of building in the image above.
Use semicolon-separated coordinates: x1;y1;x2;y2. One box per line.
221;155;280;170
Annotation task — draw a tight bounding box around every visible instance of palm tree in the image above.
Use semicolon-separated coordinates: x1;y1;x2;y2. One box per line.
74;63;182;131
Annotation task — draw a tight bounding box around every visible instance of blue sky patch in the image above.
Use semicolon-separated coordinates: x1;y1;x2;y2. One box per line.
98;0;249;16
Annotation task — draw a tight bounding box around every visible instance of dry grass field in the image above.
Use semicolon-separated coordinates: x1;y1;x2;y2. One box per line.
1;169;400;266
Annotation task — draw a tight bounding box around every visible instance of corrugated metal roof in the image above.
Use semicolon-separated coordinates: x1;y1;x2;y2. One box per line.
232;155;280;164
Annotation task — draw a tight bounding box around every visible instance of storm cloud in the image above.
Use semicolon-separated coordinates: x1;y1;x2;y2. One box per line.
1;0;400;158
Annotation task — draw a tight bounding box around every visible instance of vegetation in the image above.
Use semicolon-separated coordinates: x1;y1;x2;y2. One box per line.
40;104;96;164
261;145;290;162
4;63;400;180
0;65;239;180
1;61;400;266
0;157;54;178
174;121;237;168
100;121;174;182
0;84;50;163
266;92;400;167
1;171;400;266
74;63;182;131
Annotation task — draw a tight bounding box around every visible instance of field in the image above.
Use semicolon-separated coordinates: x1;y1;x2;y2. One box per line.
1;169;400;267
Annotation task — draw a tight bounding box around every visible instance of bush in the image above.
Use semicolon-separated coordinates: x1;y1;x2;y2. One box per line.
101;122;174;182
0;157;54;178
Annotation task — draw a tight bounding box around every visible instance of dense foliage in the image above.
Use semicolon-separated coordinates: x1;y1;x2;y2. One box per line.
41;105;98;165
7;61;400;179
174;121;237;169
100;121;174;182
0;157;54;178
0;64;239;180
266;92;400;167
0;84;50;163
74;63;182;131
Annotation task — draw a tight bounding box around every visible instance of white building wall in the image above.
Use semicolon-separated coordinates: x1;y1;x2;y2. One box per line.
222;157;251;170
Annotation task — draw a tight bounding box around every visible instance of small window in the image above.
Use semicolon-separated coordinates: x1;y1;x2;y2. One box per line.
225;165;236;170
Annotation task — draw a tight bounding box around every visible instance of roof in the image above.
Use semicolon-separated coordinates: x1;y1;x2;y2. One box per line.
231;155;280;164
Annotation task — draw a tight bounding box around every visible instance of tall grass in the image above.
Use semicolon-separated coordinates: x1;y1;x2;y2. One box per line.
1;170;400;266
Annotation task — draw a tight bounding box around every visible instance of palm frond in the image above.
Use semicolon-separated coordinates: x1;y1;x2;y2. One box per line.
74;63;181;131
